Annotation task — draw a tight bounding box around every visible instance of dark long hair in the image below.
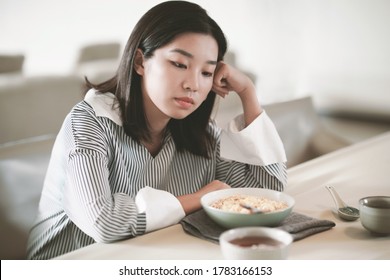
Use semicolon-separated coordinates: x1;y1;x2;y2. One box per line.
85;1;227;158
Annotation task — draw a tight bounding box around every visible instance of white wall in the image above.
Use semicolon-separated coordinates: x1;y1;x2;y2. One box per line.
1;0;389;117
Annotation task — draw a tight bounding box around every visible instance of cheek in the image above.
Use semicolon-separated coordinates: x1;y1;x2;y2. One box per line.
200;80;213;100
143;65;170;93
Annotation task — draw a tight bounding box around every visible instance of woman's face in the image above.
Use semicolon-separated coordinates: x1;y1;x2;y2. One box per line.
135;33;219;121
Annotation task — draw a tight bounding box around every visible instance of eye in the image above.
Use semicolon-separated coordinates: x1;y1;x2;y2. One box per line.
171;61;187;69
202;71;213;78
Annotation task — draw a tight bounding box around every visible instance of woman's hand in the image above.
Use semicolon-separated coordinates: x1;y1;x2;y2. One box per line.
212;61;263;126
177;180;230;215
212;61;253;99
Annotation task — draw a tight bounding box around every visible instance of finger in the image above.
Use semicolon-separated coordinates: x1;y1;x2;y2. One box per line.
222;182;231;189
212;85;229;98
213;74;226;88
213;74;229;91
213;63;229;87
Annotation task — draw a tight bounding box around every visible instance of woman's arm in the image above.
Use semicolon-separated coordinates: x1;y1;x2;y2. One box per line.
212;63;287;191
212;61;262;127
176;180;230;215
63;104;147;242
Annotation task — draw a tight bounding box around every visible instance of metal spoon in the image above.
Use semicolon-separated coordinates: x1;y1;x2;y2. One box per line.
240;203;264;214
325;185;360;221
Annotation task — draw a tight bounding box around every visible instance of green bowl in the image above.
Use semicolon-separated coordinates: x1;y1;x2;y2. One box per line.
201;188;295;228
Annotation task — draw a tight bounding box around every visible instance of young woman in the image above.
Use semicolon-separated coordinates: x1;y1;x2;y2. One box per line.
27;0;287;259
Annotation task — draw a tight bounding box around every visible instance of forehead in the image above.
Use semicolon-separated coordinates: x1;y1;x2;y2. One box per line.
157;33;218;61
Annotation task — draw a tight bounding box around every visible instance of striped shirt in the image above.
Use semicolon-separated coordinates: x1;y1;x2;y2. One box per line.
26;89;287;259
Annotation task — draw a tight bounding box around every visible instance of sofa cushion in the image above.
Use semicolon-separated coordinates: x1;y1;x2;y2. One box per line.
0;75;83;144
0;136;55;259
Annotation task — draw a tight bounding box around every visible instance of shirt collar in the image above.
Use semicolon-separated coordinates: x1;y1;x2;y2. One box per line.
84;88;122;126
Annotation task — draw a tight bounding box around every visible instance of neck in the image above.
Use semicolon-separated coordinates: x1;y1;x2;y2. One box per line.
143;124;167;157
142;90;170;142
141;96;170;157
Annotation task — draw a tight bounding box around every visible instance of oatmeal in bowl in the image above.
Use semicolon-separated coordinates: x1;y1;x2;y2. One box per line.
201;188;295;228
210;194;289;214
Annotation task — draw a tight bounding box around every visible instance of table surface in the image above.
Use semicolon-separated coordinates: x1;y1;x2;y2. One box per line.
57;132;390;260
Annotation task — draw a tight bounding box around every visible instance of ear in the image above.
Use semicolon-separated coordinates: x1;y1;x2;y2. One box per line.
134;49;145;76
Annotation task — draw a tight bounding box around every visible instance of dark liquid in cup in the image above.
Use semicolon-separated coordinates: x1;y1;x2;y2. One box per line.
229;236;283;248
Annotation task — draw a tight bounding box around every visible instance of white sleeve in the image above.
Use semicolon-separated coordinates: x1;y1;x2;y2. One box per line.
220;111;286;166
135;186;185;232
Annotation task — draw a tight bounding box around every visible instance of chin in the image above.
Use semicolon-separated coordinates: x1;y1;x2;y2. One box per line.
167;108;197;120
170;112;192;120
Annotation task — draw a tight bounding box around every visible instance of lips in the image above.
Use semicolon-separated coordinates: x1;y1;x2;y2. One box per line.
175;97;194;104
174;97;194;109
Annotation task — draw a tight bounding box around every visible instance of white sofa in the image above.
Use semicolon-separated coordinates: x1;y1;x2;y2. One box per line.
0;136;55;259
0;75;84;144
0;75;83;259
262;96;351;167
214;95;351;168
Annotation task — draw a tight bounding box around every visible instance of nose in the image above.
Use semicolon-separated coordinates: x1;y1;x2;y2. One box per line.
183;71;199;92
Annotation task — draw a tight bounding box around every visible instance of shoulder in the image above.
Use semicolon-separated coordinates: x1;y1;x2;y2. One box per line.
66;89;122;132
83;88;122;126
63;95;116;152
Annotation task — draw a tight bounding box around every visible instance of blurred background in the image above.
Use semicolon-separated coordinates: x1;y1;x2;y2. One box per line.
1;0;390;259
1;0;389;100
1;0;390;141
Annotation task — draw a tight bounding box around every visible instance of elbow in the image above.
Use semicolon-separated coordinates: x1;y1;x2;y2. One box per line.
87;217;142;243
89;226;136;243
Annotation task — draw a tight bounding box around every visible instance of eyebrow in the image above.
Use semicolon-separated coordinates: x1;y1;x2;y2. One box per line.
170;48;218;65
